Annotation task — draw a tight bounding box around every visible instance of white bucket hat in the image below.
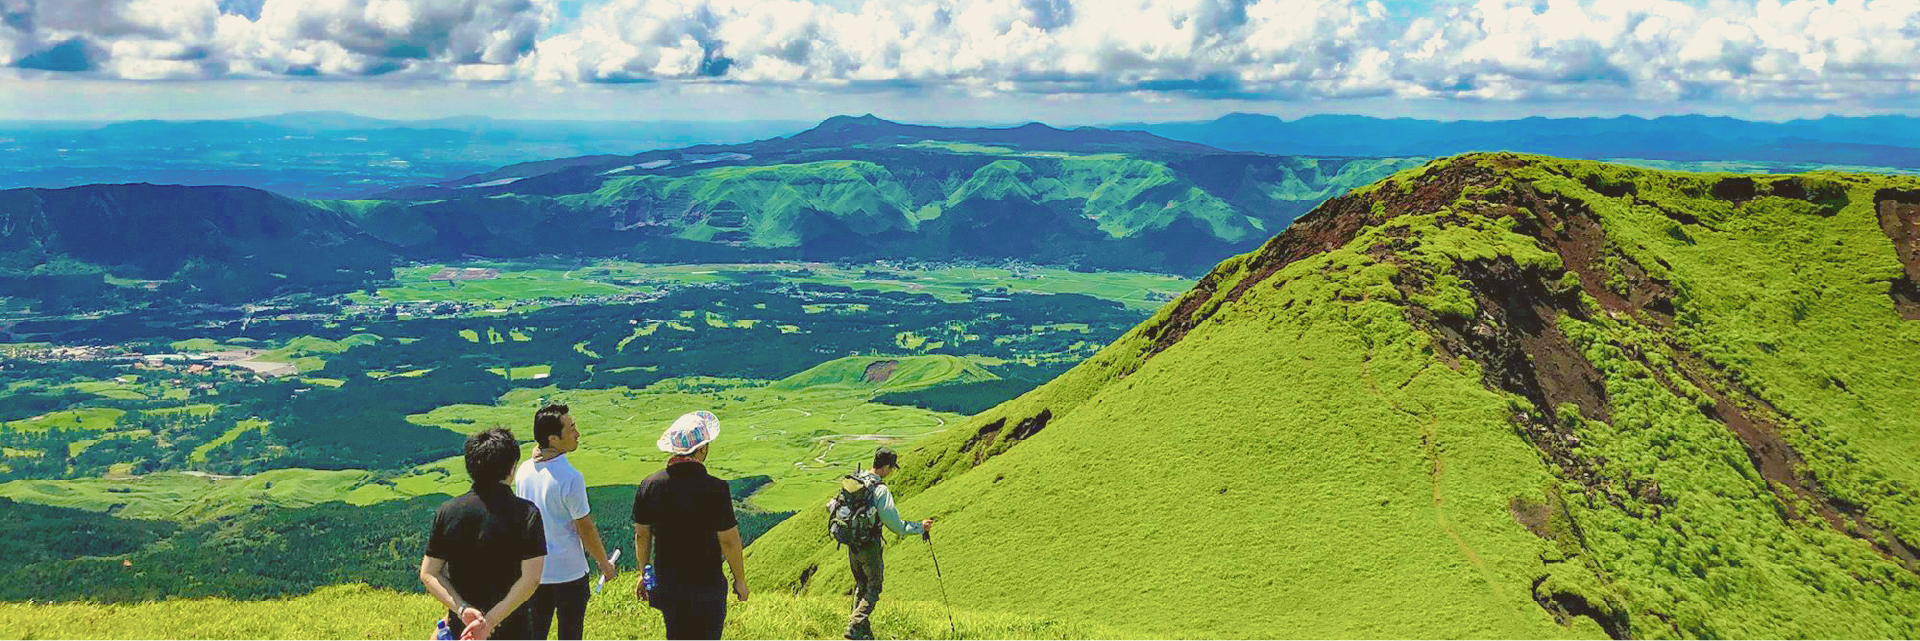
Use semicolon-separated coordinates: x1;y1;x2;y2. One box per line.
658;410;721;455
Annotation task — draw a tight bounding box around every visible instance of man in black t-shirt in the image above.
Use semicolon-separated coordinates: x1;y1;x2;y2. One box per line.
420;427;548;640
632;411;748;640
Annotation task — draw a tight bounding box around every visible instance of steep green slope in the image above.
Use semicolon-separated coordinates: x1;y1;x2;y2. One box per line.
744;155;1920;638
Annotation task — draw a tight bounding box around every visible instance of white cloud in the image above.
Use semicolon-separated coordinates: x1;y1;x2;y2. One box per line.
1;0;1918;106
3;0;552;77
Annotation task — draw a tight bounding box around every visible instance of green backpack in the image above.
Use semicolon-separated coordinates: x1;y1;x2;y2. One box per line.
827;473;882;547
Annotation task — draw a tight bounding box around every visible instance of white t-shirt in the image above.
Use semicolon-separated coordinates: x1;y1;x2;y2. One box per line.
513;453;592;584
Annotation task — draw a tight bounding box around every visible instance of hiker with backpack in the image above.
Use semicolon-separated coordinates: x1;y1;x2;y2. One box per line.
631;411;749;640
827;447;934;641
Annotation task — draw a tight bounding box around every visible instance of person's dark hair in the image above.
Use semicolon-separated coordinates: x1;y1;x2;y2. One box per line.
533;403;571;449
872;447;899;470
464;427;520;485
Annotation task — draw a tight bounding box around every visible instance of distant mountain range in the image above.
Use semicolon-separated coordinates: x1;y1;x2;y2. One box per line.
15;111;1920;311
1118;113;1920;167
0;114;811;199
342;115;1417;276
10;111;1920;201
0;116;1424;309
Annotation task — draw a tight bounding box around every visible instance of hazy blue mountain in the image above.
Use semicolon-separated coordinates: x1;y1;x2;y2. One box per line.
1118;113;1920;167
0;183;392;308
0;115;810;199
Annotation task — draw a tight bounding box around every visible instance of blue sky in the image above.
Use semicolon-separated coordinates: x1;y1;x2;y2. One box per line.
2;0;1917;123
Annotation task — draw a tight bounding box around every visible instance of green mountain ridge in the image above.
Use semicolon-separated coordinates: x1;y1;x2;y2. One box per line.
0;118;1426;310
742;154;1920;638
334;120;1425;274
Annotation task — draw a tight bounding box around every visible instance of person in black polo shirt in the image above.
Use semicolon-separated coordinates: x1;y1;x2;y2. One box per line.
631;411;748;640
420;427;548;640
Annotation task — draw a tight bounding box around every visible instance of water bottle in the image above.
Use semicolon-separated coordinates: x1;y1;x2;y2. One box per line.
433;618;454;641
643;563;657;593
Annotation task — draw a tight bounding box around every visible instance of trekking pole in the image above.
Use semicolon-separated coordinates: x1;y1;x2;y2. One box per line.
923;530;957;638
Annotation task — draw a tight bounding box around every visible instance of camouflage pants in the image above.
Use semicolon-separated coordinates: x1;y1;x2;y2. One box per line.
845;542;885;639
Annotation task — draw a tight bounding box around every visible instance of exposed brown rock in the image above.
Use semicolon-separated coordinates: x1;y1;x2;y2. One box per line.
1875;188;1920;319
862;359;900;384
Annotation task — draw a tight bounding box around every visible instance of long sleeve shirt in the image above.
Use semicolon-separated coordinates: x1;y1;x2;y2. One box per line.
861;472;925;537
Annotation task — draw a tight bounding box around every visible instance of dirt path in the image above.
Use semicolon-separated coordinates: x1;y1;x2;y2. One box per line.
1361;339;1507;606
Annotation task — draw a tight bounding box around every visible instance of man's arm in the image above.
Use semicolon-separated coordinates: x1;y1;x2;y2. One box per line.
478;556;544;639
873;485;926;537
565;474;615;579
419;555;469;614
632;523;653;601
575;514;617;580
420;556;485;632
719;526;748;602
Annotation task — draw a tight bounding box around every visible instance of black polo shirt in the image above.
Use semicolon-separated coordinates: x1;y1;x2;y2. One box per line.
425;483;547;619
631;461;738;588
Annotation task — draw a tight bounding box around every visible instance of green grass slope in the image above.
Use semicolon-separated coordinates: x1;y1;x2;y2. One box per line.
0;575;1117;640
744;154;1920;639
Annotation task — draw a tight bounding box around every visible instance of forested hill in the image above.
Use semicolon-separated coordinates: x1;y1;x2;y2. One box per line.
742;154;1920;638
0;184;394;307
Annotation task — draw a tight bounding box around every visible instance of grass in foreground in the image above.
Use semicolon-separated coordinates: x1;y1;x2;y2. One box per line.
0;576;1119;640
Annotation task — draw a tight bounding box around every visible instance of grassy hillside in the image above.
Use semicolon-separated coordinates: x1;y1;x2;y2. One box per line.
0;576;1118;639
744;154;1920;638
770;355;998;393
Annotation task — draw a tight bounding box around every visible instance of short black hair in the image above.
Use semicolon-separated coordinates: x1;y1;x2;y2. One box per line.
533;403;570;449
872;447;899;469
464;427;520;485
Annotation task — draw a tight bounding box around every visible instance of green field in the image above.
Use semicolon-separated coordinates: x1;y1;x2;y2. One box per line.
188;419;269;463
0;468;380;520
6;408;126;433
382;361;975;512
363;261;1193;311
366;264;643;304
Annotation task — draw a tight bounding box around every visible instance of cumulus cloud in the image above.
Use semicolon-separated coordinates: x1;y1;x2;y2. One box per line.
4;0;1920;104
3;0;551;78
518;0;1920;102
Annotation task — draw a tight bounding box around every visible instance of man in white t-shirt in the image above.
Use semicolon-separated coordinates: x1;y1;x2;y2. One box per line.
513;404;619;640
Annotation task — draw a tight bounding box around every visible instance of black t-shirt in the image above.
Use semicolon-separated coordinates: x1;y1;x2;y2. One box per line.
425;483;547;619
631;461;738;588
